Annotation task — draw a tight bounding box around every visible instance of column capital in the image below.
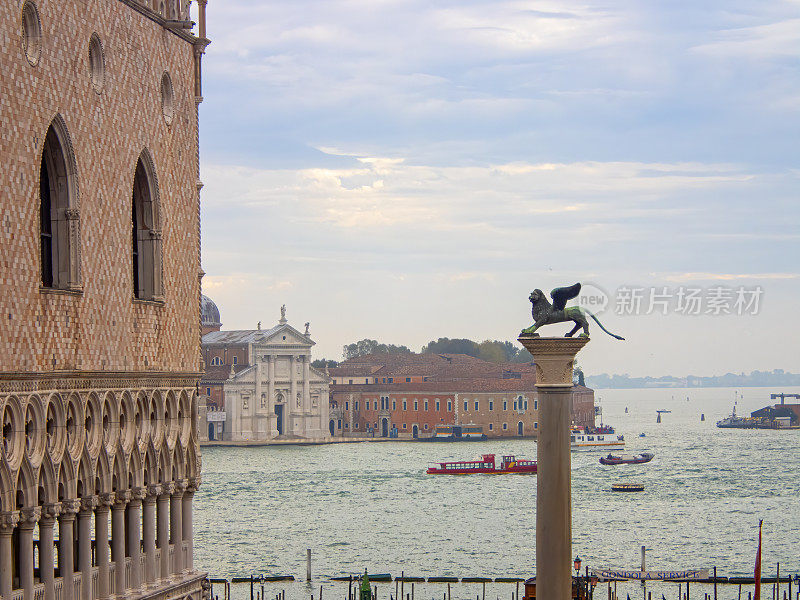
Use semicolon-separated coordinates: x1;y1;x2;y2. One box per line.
41;502;62;521
0;510;19;532
173;479;188;495
113;490;131;507
147;484;163;499
186;477;201;493
130;487;147;503
60;499;81;516
97;492;115;508
161;481;176;496
517;336;589;388
80;496;99;513
19;506;41;527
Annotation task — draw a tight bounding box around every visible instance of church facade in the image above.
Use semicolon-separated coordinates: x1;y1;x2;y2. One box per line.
199;302;330;442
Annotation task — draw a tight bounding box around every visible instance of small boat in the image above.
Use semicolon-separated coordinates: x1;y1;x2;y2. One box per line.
426;453;537;475
638;433;646;438
571;425;625;448
600;452;654;466
612;483;644;492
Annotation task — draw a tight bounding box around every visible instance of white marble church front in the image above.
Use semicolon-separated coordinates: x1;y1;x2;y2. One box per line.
200;305;330;442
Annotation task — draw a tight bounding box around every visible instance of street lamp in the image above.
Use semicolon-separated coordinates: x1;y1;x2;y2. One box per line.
573;556;582;600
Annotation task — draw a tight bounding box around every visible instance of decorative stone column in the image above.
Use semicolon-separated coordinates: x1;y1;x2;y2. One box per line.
157;483;173;582
95;494;113;600
40;503;61;600
59;500;80;600
268;355;278;437
78;497;97;600
19;506;41;600
0;510;19;600
517;335;588;600
111;491;130;595
143;485;160;587
302;355;311;414
170;481;185;577
289;355;297;433
128;488;146;591
182;478;198;573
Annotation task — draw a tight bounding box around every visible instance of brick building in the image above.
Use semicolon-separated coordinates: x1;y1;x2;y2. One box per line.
329;353;595;439
0;2;209;600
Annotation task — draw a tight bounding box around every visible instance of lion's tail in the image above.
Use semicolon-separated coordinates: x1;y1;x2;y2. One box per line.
589;313;625;341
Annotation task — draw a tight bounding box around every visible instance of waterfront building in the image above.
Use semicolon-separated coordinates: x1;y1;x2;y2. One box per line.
199;302;331;442
0;1;209;600
329;354;596;438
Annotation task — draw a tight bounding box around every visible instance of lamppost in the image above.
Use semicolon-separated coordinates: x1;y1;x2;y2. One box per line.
574;556;582;600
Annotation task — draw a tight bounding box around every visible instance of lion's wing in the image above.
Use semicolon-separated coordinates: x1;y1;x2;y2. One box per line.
550;283;582;311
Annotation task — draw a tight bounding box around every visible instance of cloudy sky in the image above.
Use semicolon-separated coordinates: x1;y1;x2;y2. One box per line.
196;0;800;376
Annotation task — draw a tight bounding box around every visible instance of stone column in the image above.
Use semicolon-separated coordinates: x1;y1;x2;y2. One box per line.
169;481;185;577
302;355;311;414
59;500;80;600
268;355;277;437
78;498;97;600
143;485;160;587
127;488;145;591
289;355;297;433
95;494;113;600
182;479;197;573
19;507;41;600
111;491;130;595
0;511;19;600
518;336;588;600
40;503;61;600
157;483;173;582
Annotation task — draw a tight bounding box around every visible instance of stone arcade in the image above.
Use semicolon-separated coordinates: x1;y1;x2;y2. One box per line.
0;1;210;600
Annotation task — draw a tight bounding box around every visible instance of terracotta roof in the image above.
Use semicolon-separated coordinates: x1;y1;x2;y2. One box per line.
201;363;250;382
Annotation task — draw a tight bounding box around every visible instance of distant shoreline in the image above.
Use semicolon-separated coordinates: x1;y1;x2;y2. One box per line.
586;371;800;389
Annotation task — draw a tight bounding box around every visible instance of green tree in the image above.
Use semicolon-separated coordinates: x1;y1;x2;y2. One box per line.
311;359;339;369
342;339;412;360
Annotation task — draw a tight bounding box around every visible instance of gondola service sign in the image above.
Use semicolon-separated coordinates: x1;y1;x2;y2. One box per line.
591;569;709;581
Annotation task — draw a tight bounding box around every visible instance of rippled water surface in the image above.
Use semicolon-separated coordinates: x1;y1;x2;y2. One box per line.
194;387;800;599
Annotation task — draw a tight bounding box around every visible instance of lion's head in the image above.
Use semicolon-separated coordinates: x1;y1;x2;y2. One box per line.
529;289;544;304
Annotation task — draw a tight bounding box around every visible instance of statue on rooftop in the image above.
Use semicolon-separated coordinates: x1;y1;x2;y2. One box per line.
520;283;625;340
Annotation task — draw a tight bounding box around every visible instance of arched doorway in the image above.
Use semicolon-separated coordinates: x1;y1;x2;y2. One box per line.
275;403;283;435
208;422;215;441
329;420;335;436
381;418;389;438
518;421;524;436
412;424;419;439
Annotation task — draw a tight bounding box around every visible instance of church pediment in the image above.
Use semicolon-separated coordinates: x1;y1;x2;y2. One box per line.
257;323;315;348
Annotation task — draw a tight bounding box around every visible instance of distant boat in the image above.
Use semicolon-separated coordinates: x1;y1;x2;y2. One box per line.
426;453;537;475
612;483;644;492
600;452;654;466
571;426;625;448
638;433;646;438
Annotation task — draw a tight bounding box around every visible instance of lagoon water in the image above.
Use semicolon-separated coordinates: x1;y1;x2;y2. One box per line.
194;386;800;600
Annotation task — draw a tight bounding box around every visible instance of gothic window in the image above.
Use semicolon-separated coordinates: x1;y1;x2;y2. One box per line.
40;117;81;290
233;356;238;365
131;152;163;300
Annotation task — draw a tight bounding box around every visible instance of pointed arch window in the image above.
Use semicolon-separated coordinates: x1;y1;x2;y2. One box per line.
131;152;163;300
40;118;81;290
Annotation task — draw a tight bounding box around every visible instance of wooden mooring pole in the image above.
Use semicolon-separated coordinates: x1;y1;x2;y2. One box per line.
714;566;718;600
307;549;312;582
400;571;404;600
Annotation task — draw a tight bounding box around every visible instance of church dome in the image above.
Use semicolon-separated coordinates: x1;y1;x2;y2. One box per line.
200;295;221;328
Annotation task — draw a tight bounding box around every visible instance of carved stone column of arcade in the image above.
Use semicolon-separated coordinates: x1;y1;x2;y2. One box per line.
182;478;198;572
517;335;588;600
59;499;80;600
40;503;61;600
0;510;19;600
157;483;174;582
78;497;97;600
95;494;113;600
111;491;130;596
128;487;146;591
143;485;160;586
170;481;186;578
289;355;297;433
19;506;41;600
